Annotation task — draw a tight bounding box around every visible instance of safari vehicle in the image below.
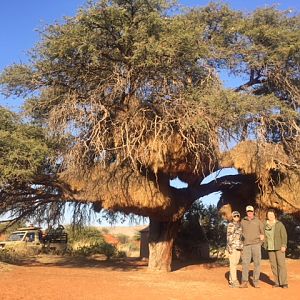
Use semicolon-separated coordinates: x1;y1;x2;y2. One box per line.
0;225;68;254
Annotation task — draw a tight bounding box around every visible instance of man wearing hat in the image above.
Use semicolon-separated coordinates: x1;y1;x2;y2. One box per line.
240;205;264;288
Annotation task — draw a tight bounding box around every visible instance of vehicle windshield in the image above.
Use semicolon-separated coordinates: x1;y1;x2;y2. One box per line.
8;231;26;241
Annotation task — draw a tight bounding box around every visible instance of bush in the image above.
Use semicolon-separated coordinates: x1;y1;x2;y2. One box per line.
280;214;300;259
128;242;139;252
65;225;104;245
65;225;119;259
0;249;19;264
0;247;33;264
133;231;141;241
101;228;109;234
117;233;129;244
115;250;127;258
174;202;227;260
70;241;117;259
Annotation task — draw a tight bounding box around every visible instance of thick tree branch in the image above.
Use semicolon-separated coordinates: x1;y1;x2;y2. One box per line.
235;77;266;92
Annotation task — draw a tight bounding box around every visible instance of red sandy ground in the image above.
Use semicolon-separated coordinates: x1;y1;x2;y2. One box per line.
0;256;299;300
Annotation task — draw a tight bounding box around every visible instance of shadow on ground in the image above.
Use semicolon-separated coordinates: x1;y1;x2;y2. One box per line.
172;258;228;271
9;255;148;272
224;270;274;287
7;255;230;273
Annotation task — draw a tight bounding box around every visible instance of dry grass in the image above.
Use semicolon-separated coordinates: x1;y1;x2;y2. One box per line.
222;140;300;213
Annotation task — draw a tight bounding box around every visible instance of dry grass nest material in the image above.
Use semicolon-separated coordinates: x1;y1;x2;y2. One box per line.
222;140;300;213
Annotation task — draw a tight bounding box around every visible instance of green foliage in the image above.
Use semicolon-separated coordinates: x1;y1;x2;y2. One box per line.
279;214;300;259
65;225;104;245
71;241;117;259
0;107;50;186
0;64;36;97
65;225;118;259
185;201;227;249
1;1;297;161
174;201;227;260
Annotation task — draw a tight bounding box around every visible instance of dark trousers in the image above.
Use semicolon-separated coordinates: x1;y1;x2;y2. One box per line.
268;250;288;286
242;243;261;283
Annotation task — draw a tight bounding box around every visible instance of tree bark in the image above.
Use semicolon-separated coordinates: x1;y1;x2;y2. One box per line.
148;218;181;272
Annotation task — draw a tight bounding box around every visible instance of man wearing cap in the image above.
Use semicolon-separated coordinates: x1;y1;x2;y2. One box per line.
240;205;264;288
226;211;243;288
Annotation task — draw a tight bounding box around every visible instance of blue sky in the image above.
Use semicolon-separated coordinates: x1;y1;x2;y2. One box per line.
0;0;298;225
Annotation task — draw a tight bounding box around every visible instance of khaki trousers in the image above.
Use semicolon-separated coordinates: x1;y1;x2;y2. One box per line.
242;243;261;284
229;249;241;283
268;250;288;286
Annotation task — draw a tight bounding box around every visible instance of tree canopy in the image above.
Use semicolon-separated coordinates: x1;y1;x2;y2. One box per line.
0;0;299;271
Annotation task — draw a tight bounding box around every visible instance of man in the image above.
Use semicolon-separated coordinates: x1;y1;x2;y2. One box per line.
240;205;264;288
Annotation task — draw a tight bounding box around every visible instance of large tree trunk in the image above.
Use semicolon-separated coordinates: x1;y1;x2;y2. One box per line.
148;218;181;272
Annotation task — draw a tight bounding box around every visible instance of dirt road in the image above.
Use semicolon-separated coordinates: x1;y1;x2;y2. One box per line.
1;256;299;300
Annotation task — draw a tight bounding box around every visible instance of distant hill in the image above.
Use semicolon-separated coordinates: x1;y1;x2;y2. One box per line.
98;225;148;237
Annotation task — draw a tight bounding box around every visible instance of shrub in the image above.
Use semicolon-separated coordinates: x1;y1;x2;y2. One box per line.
0;249;19;264
115;250;127;258
133;231;141;241
65;225;119;258
280;214;300;259
117;233;129;244
101;228;109;234
174;202;227;260
65;225;104;245
71;241;117;259
0;247;33;264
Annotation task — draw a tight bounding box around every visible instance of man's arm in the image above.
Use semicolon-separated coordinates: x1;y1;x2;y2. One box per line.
280;222;288;252
226;223;235;253
259;220;265;241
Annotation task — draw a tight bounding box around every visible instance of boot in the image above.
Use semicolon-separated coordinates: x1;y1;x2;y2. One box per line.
229;281;239;288
240;281;248;288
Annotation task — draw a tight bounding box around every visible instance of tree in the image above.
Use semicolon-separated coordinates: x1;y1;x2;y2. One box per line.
174;201;226;261
0;106;65;226
0;0;299;271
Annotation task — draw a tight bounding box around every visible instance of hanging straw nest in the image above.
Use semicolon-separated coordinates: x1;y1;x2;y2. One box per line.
60;162;193;221
221;140;300;213
57;96;220;218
